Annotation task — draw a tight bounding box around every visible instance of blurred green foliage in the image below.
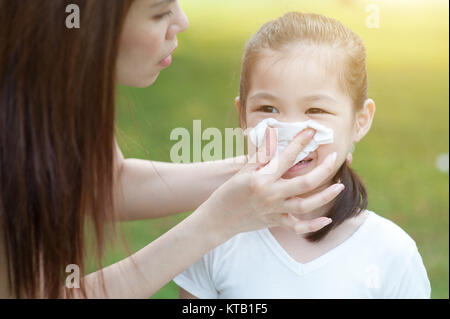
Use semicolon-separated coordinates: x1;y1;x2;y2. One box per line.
99;0;448;298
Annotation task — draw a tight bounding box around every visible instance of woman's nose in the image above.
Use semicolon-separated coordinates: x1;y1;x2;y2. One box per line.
166;8;189;40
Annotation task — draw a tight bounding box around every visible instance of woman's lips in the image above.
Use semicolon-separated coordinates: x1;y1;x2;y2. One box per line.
159;46;177;67
159;54;172;67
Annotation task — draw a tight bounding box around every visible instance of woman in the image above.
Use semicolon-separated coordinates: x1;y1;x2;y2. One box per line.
0;0;348;298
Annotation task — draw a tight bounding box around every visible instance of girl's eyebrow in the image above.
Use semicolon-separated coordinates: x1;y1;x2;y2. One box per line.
248;92;280;101
248;92;337;104
299;94;338;104
151;0;175;9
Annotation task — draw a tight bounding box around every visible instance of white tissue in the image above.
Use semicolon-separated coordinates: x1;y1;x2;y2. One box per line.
248;118;334;165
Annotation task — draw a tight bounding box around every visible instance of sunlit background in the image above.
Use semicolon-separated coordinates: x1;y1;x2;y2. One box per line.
101;0;449;298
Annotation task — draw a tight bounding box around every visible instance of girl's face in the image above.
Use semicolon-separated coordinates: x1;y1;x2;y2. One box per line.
239;46;373;188
117;0;189;87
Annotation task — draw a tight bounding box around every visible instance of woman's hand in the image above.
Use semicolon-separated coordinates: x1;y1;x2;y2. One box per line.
79;128;346;298
198;127;344;238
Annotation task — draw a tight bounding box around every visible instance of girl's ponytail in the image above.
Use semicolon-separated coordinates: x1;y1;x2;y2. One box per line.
305;162;369;242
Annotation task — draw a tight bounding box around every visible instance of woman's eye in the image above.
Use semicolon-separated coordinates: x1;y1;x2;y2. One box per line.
307;108;327;114
258;105;278;113
154;10;174;20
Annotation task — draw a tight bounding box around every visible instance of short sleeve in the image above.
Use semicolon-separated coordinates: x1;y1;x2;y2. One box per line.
389;245;431;298
173;252;218;299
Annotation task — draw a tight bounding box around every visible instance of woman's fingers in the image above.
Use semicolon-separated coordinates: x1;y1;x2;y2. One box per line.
277;152;337;198
258;128;315;178
242;127;277;173
274;212;333;235
282;183;345;217
276;213;302;232
256;127;277;168
293;217;333;234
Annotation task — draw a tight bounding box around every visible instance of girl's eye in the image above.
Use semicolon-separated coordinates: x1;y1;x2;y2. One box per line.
154;10;174;20
307;108;327;114
258;105;279;113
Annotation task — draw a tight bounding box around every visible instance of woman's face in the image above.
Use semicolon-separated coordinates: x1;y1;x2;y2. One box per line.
117;0;189;87
240;46;365;187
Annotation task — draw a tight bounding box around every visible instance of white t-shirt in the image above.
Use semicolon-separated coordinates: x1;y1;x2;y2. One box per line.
173;210;431;299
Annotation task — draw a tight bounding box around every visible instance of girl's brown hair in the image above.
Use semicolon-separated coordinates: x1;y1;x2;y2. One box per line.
0;0;133;298
239;12;368;242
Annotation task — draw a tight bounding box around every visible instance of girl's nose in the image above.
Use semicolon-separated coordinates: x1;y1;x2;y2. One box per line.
278;116;309;123
166;9;189;40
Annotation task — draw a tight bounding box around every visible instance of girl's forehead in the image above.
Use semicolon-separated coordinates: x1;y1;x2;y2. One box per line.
251;53;343;92
254;46;342;76
246;48;353;108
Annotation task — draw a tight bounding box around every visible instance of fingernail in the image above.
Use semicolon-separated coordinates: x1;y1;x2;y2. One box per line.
306;129;315;138
332;183;345;192
307;218;333;232
320;218;333;227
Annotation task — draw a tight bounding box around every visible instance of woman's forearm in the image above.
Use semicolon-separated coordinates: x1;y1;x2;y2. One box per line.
114;156;246;221
79;202;230;298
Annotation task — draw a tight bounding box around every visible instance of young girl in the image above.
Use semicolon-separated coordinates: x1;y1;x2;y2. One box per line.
173;12;431;298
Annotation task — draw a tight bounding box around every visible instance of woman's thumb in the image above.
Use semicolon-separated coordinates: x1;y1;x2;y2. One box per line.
242;127;277;172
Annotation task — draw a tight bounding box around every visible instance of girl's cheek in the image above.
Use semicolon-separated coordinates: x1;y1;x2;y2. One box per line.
246;113;266;129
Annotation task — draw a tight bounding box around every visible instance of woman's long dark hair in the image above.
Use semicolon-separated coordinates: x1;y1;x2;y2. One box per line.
0;0;133;298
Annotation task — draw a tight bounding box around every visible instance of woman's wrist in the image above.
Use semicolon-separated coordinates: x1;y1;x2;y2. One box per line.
190;199;238;247
210;155;246;183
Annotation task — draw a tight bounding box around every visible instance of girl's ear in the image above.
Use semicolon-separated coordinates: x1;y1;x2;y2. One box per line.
354;98;376;143
235;96;247;129
235;96;241;114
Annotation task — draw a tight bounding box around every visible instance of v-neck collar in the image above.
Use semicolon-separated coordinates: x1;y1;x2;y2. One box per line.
257;210;374;276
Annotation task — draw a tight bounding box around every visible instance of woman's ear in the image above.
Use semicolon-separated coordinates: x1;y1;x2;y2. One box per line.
354;98;376;143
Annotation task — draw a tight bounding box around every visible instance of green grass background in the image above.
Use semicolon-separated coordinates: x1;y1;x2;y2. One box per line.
100;0;448;298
